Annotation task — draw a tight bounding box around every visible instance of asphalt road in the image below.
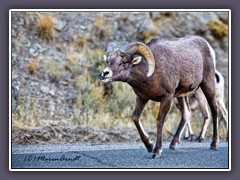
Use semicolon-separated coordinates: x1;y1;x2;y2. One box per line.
11;141;229;169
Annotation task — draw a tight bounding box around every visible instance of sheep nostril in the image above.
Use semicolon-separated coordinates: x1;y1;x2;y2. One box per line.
104;71;109;76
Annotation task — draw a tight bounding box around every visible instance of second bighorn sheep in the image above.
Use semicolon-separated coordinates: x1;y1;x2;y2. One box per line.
99;36;219;158
181;70;228;142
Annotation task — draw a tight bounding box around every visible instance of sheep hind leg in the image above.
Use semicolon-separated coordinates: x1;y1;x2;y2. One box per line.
169;96;191;150
201;82;219;150
197;116;210;142
195;92;211;142
132;96;154;153
218;98;228;141
187;121;195;141
184;120;195;141
184;123;190;140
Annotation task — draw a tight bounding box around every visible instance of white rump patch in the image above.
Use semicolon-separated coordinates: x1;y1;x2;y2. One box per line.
206;41;216;68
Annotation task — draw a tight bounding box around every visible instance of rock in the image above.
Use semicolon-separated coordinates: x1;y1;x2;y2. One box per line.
49;100;55;111
42;132;51;141
22;40;31;48
49;104;55;111
12;29;17;37
60;81;69;86
35;44;42;49
29;47;39;57
80;25;86;30
12;52;17;60
40;86;50;94
16;18;24;25
215;12;229;23
12;73;18;79
39;48;47;53
12;86;19;113
64;90;78;103
49;89;56;96
53;18;67;31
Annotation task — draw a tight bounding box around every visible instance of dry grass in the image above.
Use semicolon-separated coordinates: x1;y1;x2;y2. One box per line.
208;19;228;39
150;12;173;23
28;58;39;74
74;36;88;50
143;23;159;42
65;51;80;74
94;16;109;40
36;13;55;40
12;31;24;53
12;95;43;131
43;56;64;81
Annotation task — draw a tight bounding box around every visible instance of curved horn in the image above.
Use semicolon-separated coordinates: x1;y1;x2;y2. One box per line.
107;42;119;53
121;42;155;77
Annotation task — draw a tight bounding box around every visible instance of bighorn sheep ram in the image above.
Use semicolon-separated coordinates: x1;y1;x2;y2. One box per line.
182;70;228;142
99;36;219;158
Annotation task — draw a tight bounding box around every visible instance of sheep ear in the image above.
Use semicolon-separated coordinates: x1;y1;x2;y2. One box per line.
132;56;142;65
103;55;107;62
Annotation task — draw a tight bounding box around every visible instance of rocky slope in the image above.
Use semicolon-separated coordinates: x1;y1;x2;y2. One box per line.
11;11;229;144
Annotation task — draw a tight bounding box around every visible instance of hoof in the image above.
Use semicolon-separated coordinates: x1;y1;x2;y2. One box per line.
210;146;218;151
169;144;176;150
190;135;194;141
183;136;189;140
152;153;161;159
183;135;194;142
147;143;154;153
196;137;204;143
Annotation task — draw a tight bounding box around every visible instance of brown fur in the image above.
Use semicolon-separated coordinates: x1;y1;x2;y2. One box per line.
100;36;219;158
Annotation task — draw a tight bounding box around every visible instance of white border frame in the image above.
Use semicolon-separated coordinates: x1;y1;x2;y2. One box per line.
9;9;231;171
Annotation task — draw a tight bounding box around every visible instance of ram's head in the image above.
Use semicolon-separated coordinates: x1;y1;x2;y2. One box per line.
99;42;155;82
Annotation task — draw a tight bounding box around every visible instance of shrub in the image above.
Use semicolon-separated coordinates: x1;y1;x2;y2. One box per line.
143;25;159;42
28;58;39;74
94;16;109;40
65;52;80;74
36;13;55;40
74;36;88;50
208;19;228;39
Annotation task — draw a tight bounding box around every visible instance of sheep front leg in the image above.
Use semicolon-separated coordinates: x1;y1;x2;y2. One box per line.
170;96;191;150
132;96;154;153
153;95;173;158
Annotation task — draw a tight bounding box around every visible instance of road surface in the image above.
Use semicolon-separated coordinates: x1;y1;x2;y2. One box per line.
11;141;229;169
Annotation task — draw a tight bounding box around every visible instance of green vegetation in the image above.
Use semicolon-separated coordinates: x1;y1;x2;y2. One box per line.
208;19;228;39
